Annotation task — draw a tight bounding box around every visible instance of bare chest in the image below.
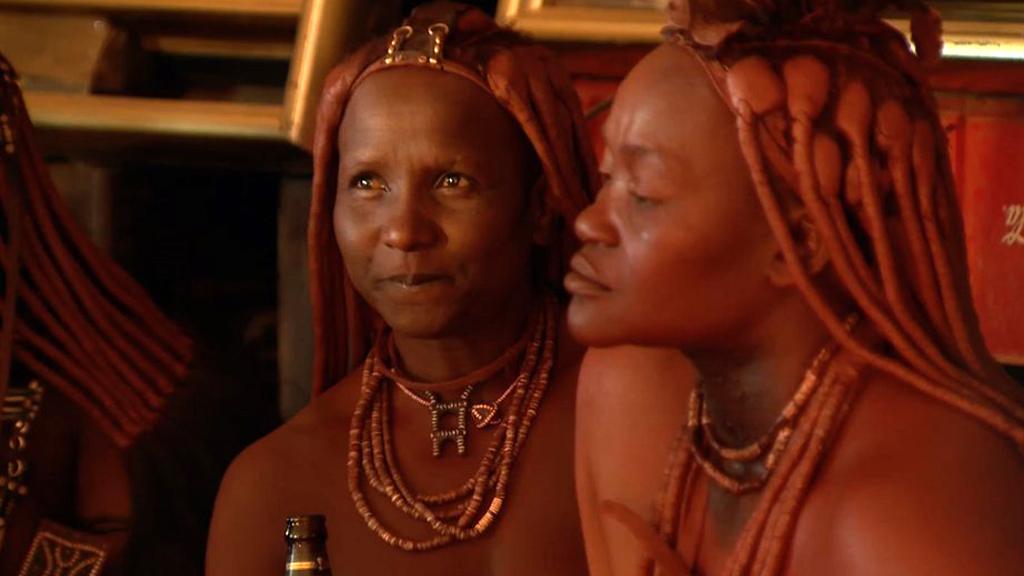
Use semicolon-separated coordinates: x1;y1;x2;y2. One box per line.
272;374;585;575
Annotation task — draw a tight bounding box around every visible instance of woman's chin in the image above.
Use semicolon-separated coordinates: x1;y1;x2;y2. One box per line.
377;305;457;339
567;299;628;348
567;299;686;349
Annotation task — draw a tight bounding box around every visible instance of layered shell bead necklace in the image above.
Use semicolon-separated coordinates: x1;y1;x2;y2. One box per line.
348;297;558;551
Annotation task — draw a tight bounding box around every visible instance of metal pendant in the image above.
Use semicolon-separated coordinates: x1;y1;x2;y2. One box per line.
470;402;501;428
427;392;469;457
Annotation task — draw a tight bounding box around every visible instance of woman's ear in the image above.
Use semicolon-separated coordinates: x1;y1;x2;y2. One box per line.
767;208;829;286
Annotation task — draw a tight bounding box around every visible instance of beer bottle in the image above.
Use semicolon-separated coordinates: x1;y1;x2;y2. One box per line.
284;515;332;575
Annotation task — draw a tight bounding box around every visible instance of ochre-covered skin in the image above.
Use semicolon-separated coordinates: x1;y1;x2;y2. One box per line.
569;1;1024;574
207;3;597;574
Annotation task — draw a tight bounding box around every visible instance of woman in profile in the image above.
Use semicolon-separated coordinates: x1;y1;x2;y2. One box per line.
207;3;598;574
567;1;1024;574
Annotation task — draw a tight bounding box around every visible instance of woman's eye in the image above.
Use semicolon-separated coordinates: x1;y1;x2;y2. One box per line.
434;172;475;194
352;174;382;189
629;189;659;207
436;173;469;189
348;174;386;196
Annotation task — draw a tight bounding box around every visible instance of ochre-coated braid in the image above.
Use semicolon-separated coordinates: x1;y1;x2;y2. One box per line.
638;2;1024;573
0;55;191;447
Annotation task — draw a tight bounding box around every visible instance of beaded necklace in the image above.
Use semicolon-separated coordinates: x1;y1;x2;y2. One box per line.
639;323;859;575
0;380;43;550
687;338;839;495
347;297;558;551
687;316;857;495
385;325;532;457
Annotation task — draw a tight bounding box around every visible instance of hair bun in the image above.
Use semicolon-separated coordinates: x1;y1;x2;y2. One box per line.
670;0;932;24
667;0;942;65
406;1;496;37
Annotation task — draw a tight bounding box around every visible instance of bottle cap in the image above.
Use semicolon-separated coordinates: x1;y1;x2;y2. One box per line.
285;515;327;540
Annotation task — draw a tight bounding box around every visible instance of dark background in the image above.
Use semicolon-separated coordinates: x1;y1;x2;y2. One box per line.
405;0;498;15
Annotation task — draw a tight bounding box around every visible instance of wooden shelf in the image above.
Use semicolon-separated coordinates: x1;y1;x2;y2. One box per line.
24;91;285;141
141;35;295;60
0;0;302;17
887;18;1024;62
3;0;373;150
498;1;1024;61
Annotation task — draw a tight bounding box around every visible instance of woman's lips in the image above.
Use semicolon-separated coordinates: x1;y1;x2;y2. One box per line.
379;273;450;287
375;273;454;301
565;254;611;296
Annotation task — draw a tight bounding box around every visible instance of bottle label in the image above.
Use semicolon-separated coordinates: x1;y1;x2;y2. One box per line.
285;558;331;574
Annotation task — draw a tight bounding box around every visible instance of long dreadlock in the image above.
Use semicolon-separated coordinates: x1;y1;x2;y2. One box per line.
0;55;192;448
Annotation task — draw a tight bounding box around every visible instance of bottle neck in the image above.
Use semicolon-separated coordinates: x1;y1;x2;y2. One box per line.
284;540;332;575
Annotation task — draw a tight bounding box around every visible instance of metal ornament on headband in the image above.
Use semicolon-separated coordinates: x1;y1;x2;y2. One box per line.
383;23;451;69
351;18;491;101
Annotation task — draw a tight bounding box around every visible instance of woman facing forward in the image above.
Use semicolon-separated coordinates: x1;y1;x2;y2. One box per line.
208;3;598;575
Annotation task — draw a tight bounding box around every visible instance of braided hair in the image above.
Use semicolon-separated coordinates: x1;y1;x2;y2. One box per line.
0;55;192;448
655;1;1024;572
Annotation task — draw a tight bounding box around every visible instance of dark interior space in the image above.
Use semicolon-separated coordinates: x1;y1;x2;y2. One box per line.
405;0;498;15
109;164;283;575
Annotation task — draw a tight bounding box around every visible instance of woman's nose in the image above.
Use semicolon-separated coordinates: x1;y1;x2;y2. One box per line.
381;194;442;252
574;187;618;247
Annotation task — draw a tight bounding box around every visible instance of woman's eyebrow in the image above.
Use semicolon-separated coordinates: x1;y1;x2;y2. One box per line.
338;150;385;168
619;143;655;160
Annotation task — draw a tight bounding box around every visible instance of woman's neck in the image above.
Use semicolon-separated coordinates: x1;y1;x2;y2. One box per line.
391;291;534;385
689;302;834;448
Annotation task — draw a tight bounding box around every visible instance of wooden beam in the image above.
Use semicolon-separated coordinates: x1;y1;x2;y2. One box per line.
0;0;301;18
24;91;285;141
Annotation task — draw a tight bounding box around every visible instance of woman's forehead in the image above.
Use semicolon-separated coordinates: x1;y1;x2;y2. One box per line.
338;67;528;161
606;45;733;150
344;68;511;129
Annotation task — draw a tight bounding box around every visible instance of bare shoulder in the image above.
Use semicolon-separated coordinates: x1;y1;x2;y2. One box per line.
577;345;694;421
206;371;361;576
577;345;694;480
797;372;1024;576
576;345;694;466
575;346;695;576
218;371;357;498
